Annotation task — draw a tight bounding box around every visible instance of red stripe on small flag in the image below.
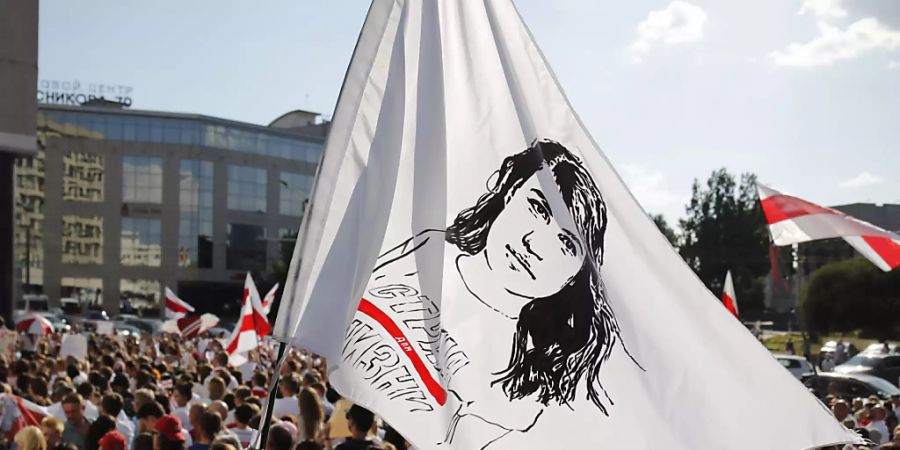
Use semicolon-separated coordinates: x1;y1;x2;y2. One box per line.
358;298;447;406
722;293;738;318
861;236;900;270
760;195;840;224
166;298;192;313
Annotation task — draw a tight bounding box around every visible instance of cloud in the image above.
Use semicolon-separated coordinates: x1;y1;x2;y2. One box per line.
888;60;900;70
838;171;885;189
620;163;686;222
769;18;900;67
798;0;848;19
628;1;708;62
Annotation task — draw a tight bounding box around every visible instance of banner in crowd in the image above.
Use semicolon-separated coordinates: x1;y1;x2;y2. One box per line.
273;0;860;448
226;273;270;366
758;184;900;271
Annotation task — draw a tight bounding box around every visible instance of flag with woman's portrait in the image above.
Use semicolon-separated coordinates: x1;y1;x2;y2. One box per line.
272;0;861;448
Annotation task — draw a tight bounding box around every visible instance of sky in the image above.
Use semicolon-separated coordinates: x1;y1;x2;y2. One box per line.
38;0;900;226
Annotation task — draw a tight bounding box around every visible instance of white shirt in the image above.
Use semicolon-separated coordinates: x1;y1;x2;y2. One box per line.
172;405;191;431
271;396;300;420
230;426;257;449
867;419;889;444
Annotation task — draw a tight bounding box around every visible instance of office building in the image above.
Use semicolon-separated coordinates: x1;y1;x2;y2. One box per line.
15;102;326;317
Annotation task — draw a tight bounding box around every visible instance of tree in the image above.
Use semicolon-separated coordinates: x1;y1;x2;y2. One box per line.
650;213;678;248
678;169;769;315
803;257;900;340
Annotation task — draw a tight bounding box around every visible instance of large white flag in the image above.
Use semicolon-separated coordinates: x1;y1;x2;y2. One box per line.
274;1;858;448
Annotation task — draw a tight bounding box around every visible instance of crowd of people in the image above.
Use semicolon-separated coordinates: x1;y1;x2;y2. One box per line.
0;318;411;450
5;317;900;450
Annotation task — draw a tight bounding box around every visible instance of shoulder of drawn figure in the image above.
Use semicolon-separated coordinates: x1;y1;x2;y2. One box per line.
372;229;446;279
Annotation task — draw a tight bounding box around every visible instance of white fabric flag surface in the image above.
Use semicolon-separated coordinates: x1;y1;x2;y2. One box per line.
273;1;859;448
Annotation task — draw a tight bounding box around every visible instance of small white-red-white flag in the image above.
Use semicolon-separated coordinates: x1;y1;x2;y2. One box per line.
758;184;900;271
721;271;738;318
225;273;270;364
262;283;279;315
164;287;195;319
1;393;48;442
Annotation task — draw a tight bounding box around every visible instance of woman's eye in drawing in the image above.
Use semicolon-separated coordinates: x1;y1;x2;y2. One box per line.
559;233;578;256
528;198;551;223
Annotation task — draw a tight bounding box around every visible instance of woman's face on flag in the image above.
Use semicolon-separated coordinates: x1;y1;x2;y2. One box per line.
483;172;585;301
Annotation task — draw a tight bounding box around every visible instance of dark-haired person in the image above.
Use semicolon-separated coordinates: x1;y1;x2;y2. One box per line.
229;403;259;448
265;424;294;450
171;384;193;432
85;412;116;450
61;393;92;449
272;374;300;420
338;140;640;448
99;393;132;444
334;405;377;450
188;412;222;450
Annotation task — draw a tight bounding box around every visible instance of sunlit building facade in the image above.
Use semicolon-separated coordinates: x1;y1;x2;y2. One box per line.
14;103;325;316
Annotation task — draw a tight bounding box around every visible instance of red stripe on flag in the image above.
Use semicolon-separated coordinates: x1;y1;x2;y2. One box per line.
760;195;839;224
722;293;738;318
166;298;191;313
358;298;447;406
861;236;900;270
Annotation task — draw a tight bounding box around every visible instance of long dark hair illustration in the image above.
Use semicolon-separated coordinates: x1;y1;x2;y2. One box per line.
446;139;641;414
344;139;641;448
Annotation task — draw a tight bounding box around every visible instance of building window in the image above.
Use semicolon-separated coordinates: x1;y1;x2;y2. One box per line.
63;152;104;202
227;165;267;212
121;218;162;267
179;160;214;268
120;279;161;317
123;156;163;203
226;223;266;271
279;172;311;216
16;150;46;288
61;215;103;265
61;277;103;309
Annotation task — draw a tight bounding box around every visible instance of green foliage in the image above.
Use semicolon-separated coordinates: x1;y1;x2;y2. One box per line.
649;213;678;248
803;258;900;340
677;168;770;314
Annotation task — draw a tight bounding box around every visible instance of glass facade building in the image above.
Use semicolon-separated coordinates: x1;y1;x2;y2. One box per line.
14;104;326;316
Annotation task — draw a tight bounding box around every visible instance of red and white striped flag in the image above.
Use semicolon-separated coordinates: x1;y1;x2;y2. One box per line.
165;287;195;319
262;283;279;314
721;271;738;318
1;394;48;443
225;273;270;364
758;184;900;271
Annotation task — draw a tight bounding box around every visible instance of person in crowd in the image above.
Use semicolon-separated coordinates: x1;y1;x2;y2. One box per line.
229;403;260;448
171;384;193;431
100;393;134;445
188;412;223;450
40;416;65;449
15;425;47;450
133;433;155;450
188;403;208;442
867;405;890;445
154;415;188;450
61;393;92;448
272;375;300;419
298;387;325;443
265;424;294;450
85;413;117;450
334;405;377;450
98;430;128;450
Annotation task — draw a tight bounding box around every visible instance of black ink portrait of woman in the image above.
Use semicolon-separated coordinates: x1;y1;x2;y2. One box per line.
341;140;642;450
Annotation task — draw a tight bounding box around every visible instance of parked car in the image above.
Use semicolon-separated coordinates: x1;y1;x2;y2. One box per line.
803;372;900;400
114;323;142;337
774;354;815;379
115;316;162;336
834;353;900;386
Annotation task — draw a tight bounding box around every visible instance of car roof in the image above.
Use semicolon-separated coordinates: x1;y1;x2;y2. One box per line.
812;372;890;383
774;354;807;360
